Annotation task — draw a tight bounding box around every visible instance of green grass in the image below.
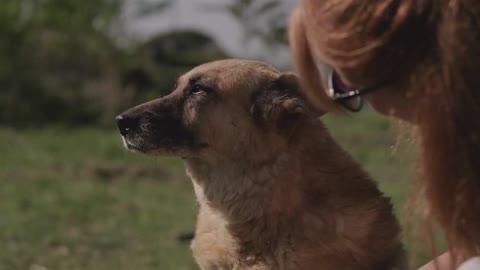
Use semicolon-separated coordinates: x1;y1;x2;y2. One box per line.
0;111;433;269
0;128;197;270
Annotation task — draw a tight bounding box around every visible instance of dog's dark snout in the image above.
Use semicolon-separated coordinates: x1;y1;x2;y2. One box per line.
116;114;139;136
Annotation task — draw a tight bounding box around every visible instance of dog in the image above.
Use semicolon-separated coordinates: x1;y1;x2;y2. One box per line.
116;59;406;270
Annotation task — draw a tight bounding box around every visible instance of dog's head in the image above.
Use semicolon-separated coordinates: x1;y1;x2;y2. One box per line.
116;59;316;160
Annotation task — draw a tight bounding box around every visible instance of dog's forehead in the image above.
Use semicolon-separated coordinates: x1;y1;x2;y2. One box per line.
183;60;280;91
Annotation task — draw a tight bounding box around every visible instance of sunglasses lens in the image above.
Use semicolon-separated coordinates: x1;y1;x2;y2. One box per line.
339;96;363;112
328;71;363;112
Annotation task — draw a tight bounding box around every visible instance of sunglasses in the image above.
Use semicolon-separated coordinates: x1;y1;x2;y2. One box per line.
317;61;389;112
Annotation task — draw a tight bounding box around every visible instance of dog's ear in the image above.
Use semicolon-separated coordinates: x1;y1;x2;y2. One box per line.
250;73;313;130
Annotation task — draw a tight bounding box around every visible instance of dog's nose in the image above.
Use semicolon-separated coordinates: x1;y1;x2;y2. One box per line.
116;114;139;136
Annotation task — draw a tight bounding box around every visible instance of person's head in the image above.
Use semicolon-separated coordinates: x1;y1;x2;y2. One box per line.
289;0;480;266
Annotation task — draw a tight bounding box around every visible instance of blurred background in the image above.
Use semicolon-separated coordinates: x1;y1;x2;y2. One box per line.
0;0;436;269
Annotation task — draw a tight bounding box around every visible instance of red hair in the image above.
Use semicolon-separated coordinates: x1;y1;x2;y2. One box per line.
290;0;480;267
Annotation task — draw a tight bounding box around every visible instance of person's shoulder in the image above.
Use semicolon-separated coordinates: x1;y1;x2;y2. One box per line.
458;257;480;270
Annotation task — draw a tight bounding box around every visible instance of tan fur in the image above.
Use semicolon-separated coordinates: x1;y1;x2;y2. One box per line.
120;60;406;270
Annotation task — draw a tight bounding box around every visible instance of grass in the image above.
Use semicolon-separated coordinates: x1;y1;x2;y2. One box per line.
0;111;434;269
0;128;197;270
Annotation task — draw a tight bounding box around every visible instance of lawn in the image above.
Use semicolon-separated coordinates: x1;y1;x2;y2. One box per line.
0;111;434;269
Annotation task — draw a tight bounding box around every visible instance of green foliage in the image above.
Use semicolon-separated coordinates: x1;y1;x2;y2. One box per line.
122;30;228;103
0;0;227;127
0;0;123;126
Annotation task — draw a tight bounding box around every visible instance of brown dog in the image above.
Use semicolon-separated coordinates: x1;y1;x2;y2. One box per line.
116;59;406;270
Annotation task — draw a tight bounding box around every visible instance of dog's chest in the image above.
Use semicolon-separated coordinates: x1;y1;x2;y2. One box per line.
185;160;301;269
190;180;272;269
192;203;265;269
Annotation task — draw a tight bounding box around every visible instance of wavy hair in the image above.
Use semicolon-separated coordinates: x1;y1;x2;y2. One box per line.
289;0;480;268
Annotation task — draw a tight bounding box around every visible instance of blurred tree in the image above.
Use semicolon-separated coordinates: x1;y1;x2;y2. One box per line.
145;30;227;66
0;0;180;126
122;30;228;101
0;0;124;126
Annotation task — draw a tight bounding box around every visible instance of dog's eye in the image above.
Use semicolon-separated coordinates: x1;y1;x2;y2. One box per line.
190;84;208;96
191;85;203;94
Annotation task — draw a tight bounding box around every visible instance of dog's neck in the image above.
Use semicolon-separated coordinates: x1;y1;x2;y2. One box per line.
185;152;302;223
184;122;354;224
185;152;305;260
184;122;361;261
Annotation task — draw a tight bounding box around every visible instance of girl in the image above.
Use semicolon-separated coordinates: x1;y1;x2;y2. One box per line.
289;1;480;269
